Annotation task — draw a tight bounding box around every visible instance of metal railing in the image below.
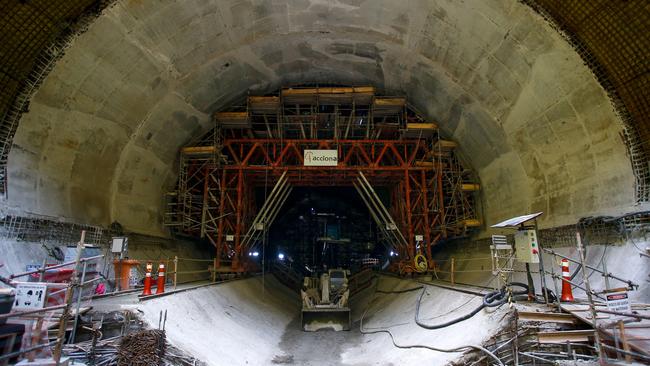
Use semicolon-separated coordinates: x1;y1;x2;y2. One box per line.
0;230;102;365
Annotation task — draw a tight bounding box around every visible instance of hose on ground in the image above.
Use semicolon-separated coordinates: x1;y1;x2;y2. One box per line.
360;296;505;366
359;281;534;366
415;282;529;330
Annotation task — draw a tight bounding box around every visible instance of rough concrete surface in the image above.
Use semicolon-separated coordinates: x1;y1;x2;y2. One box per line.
5;0;636;236
432;239;650;304
138;275;508;366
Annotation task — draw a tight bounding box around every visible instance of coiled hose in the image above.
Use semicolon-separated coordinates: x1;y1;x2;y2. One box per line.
415;282;529;329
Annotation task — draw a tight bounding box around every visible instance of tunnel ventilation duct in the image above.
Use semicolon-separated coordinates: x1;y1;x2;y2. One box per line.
353;171;408;253
240;170;293;251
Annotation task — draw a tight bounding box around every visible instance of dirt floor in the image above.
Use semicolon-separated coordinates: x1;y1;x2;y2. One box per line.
274;316;365;365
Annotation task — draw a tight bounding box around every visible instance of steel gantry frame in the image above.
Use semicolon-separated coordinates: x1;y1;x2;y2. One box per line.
165;86;480;274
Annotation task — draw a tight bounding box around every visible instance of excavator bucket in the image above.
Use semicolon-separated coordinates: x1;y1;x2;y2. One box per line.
301;307;351;331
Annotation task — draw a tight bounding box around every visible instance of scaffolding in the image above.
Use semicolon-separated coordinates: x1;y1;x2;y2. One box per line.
165;86;480;273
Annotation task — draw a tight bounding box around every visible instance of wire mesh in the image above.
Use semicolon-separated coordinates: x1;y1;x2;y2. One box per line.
0;1;115;195
0;213;106;245
522;0;650;202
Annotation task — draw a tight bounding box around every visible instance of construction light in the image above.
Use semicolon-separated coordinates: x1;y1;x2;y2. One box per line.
252;251;259;257
278;253;285;260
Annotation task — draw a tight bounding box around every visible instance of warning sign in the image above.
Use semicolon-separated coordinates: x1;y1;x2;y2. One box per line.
606;291;631;313
14;283;48;310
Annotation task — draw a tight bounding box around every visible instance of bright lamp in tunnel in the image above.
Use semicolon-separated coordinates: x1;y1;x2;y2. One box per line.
278;253;285;260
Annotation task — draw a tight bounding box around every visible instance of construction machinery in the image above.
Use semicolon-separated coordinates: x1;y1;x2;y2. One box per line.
300;268;351;331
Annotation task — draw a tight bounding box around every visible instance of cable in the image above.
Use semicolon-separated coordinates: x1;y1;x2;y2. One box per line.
415;282;529;330
360;290;505;366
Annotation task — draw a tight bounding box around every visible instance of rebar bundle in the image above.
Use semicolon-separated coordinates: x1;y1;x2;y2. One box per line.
117;330;166;366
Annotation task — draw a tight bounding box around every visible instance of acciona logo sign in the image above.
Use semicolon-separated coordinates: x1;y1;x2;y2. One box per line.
304;149;338;166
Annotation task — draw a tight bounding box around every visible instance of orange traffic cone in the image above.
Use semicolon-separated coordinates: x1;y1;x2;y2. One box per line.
142;262;153;296
560;258;574;302
156;262;166;294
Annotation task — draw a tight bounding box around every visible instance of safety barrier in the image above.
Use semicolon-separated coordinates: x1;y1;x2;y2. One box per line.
111;256;239;293
0;230;104;364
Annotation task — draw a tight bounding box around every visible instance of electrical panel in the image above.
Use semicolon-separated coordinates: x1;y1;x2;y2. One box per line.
514;229;539;263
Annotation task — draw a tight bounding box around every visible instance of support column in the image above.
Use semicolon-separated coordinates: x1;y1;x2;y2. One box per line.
215;169;227;268
421;170;432;261
232;168;244;271
404;169;414;259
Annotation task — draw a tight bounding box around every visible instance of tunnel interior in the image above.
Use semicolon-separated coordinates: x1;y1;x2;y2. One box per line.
0;1;648;365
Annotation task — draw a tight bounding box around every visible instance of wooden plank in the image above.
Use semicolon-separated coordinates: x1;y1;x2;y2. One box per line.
248;96;280;113
373;97;406;116
282;88;318;96
181;146;216;155
353;86;375;94
425;151;451;158
373;97;406;107
433;140;457;150
561;303;650;357
215;111;248;120
463;219;481;227
248;96;279;104
281;86;375;105
517;311;577;324
537;330;594;344
215;112;250;128
406;122;437;130
461;183;480;191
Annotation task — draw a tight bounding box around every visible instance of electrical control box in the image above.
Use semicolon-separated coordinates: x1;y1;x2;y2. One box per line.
514;229;539;263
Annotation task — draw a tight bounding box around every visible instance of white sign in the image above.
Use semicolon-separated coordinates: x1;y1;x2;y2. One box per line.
111;237;128;253
304;150;338;166
14;283;47;310
415;235;424;242
226;235;235;242
606;291;631;313
25;264;41;272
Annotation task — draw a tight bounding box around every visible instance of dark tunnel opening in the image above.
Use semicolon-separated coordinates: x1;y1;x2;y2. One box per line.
251;186;389;276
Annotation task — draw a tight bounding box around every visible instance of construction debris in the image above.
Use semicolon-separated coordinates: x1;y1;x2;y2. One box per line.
116;330;165;366
64;335;120;366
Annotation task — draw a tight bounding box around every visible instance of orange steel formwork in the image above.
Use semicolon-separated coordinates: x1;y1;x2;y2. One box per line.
165;87;479;274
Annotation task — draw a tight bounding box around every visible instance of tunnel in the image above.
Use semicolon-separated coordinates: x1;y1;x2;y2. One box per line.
0;1;649;365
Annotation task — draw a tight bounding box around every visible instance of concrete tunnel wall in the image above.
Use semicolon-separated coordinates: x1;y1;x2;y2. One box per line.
5;0;637;237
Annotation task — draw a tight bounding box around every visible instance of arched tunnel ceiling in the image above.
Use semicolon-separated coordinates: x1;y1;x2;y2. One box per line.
0;0;645;237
